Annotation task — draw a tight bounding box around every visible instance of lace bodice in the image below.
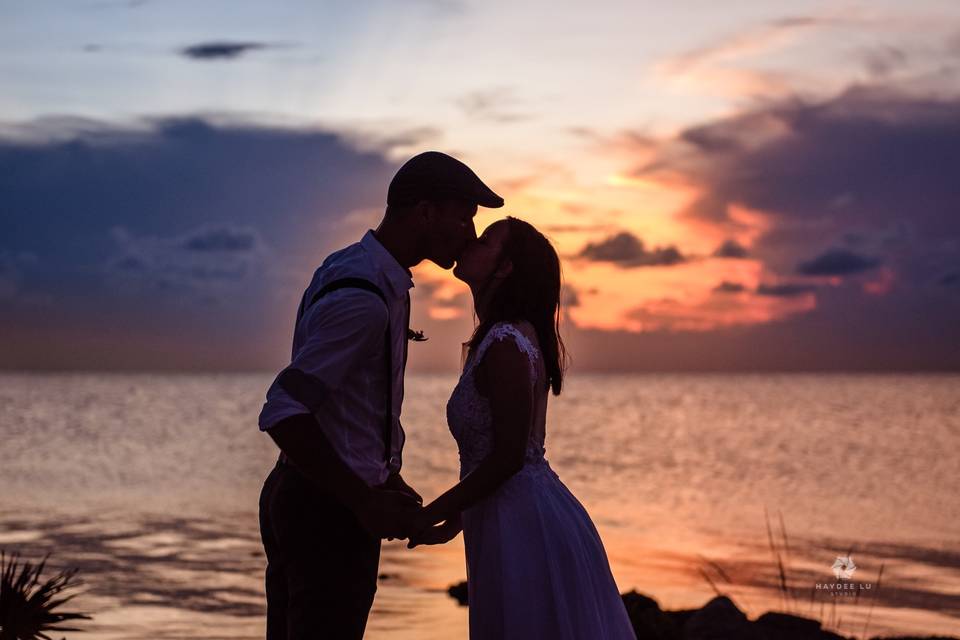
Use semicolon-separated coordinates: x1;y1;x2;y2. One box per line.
446;321;549;477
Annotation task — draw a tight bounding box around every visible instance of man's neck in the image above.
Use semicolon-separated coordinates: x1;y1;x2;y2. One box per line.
372;224;420;271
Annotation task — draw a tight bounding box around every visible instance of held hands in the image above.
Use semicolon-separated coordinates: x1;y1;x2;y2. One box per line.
354;488;423;540
407;512;462;549
355;473;432;540
354;472;461;546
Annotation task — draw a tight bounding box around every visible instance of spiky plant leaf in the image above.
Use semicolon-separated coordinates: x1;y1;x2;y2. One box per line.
0;551;91;640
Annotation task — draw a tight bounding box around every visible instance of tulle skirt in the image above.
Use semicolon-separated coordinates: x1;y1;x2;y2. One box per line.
461;459;636;640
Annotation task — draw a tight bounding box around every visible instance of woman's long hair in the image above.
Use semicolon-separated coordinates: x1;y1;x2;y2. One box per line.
467;216;567;395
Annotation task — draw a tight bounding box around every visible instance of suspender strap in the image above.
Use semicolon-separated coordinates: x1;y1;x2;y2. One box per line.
278;277;395;465
305;278;388;322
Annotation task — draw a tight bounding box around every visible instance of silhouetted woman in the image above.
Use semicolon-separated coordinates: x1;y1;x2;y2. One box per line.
409;217;635;639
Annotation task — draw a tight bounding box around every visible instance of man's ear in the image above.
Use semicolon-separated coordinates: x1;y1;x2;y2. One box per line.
413;200;433;223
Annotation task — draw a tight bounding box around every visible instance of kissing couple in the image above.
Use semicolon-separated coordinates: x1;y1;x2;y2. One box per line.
257;152;635;639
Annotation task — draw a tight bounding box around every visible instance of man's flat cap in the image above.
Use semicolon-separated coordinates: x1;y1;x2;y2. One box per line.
387;151;504;208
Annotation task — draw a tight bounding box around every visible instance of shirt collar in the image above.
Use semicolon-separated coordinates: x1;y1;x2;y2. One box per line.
361;229;414;297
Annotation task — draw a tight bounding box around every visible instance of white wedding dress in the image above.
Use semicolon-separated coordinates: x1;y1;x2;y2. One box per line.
446;321;636;640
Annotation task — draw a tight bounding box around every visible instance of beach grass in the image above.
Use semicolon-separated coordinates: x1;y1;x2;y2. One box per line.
694;508;892;640
0;550;90;640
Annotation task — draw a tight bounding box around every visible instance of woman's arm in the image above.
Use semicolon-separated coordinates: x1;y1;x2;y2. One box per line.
416;337;534;528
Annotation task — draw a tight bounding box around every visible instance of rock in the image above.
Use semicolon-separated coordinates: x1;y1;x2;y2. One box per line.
447;580;468;606
755;611;847;639
621;590;682;640
683;595;762;640
622;590;661;613
441;583;960;640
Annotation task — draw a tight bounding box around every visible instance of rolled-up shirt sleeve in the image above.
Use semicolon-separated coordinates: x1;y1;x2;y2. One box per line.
258;289;388;431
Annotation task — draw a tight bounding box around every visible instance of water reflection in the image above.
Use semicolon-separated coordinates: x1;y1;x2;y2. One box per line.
0;511;265;618
1;372;958;638
2;508;957;639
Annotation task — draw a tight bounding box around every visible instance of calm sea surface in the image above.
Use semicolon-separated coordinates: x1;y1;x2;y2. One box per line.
1;372;958;639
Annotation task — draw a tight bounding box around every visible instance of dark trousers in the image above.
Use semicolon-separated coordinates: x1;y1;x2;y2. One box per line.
259;460;381;640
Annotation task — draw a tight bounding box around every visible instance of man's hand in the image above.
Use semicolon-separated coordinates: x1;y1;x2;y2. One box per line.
354;488;423;540
381;472;423;505
377;473;423;541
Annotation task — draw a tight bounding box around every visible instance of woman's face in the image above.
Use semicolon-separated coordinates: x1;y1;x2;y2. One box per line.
453;220;510;287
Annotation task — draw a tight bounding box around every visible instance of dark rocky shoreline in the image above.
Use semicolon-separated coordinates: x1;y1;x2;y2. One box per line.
446;582;958;640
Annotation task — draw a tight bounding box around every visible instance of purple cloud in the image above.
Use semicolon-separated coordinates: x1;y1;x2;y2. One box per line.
796;248;880;276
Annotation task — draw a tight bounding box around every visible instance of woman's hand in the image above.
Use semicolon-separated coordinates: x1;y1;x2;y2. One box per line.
409;499;447;533
407;514;462;549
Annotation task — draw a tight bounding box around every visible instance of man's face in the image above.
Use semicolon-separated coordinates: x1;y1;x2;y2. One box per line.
424;200;478;269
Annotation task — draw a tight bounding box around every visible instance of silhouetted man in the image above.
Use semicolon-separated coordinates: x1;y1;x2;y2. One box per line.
257;151;504;639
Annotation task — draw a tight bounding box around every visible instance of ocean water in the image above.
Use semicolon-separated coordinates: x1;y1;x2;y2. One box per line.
1;372;958;639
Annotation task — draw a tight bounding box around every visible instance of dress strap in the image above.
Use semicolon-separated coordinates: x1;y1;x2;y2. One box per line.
472;322;540;387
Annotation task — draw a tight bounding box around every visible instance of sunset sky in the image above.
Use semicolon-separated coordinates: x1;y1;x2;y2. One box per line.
2;0;959;371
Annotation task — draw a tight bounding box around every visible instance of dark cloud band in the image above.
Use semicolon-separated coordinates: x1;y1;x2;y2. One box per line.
180;42;271;60
578;231;686;268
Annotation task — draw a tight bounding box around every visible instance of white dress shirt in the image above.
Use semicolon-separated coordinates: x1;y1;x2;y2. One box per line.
258;229;413;487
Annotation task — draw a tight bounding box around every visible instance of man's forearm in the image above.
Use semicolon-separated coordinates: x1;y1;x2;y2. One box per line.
267;413;371;510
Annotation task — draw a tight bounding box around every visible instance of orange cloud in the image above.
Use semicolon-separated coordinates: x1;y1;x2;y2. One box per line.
660;17;831;74
411;262;471;321
862;266;895;296
564;254;817;333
